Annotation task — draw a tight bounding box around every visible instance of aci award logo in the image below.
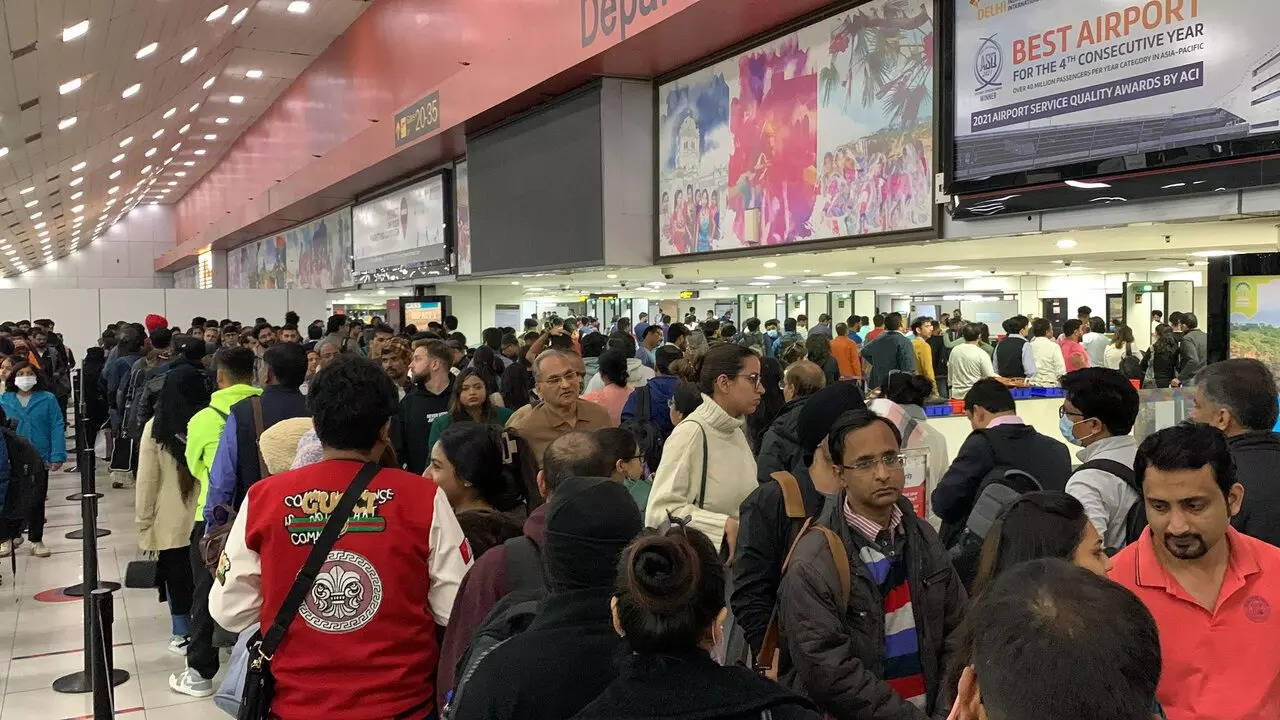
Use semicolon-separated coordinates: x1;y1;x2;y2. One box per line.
975;35;1004;94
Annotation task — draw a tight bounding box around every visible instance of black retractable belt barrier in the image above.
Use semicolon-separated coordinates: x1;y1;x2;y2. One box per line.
66;369;111;541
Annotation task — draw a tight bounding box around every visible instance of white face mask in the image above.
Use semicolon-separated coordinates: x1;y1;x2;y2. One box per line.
15;376;37;392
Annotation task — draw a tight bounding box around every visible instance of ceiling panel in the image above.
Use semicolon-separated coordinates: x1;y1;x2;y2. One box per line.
0;0;369;276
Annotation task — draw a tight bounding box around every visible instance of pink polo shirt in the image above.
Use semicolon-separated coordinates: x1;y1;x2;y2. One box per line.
1110;527;1280;720
1058;338;1090;372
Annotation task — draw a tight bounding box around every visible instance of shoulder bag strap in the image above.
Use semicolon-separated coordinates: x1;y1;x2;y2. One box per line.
754;516;817;675
635;385;650;423
258;461;380;658
769;471;806;520
815;526;851;607
250;396;269;478
690;420;709;509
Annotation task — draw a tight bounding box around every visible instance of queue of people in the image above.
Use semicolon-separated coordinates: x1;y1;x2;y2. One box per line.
1;304;1276;720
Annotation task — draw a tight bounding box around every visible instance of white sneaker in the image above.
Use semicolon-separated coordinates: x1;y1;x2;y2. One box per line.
29;542;49;558
168;668;214;698
167;635;190;656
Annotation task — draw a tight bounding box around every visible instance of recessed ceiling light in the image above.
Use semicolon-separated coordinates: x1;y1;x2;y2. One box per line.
232;7;249;24
1190;250;1239;258
122;83;141;98
762;261;778;268
105;199;115;207
62;20;90;42
215;117;229;125
181;47;198;64
152;129;165;139
203;134;217;141
287;1;311;13
70;191;83;200
58;116;77;130
136;42;158;59
1056;239;1077;249
206;4;229;21
175;171;187;177
107;186;120;195
170;142;182;152
822;271;858;277
202;76;216;90
928;265;965;271
22;200;36;209
19;186;34;195
69;177;83;187
0;147;8;159
58;77;82;95
754;275;783;280
1065;179;1111;189
194;149;207;156
228;95;244;104
29;211;41;219
245;69;263;79
748;282;769;287
33;222;45;229
112;153;126;164
145;147;157;157
163;108;178;121
163;157;173;165
120;136;135;148
109;170;121;180
70;161;86;173
140;165;153;174
179;124;191;134
182;161;195;167
167;181;178;186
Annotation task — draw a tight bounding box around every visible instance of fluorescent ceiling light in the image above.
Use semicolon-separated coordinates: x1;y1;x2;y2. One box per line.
175;171;187;177
1055;239;1077;249
140;165;153;174
179;123;191;134
71;161;86;172
822;271;858;277
194;149;207;156
163;108;177;120
112;153;126;163
748;282;769;287
171;143;182;152
233;7;249;24
107;186;120;195
215;117;229;124
0;147;8;159
70;177;83;187
1161;182;1187;190
1065;179;1111;189
145;147;157;157
228;95;244;104
29;211;41;219
163;157;173;165
1190;250;1238;258
287;1;311;13
206;4;229;21
167;181;178;186
246;69;263;79
122;83;141;98
136;42;158;59
22;200;36;208
697;279;716;284
1153;267;1185;273
762;261;778;268
183;161;195;166
63;20;90;42
867;275;893;280
929;265;965;271
109;170;121;180
33;222;45;229
152;129;165;139
203;134;217;141
202;76;216;89
58;77;82;95
801;279;825;285
19;186;33;195
754;275;783;281
181;47;198;63
119;136;134;147
58;116;77;130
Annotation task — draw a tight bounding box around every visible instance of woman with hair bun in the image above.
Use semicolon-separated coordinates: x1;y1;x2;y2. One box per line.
647;344;762;551
572;523;821;720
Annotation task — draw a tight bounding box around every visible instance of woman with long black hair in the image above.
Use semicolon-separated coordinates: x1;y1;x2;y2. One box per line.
425;421;534;559
137;341;210;655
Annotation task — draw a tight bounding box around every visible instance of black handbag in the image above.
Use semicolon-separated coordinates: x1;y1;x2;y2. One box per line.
237;461;381;720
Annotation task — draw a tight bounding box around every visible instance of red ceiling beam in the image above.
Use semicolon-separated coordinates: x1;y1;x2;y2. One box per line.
158;0;832;271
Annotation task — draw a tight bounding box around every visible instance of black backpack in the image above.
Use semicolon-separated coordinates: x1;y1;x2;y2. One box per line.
948;467;1042;591
620;385;664;472
1077;458;1146;553
1;425;42;522
1117;344;1144;382
442;536;548;719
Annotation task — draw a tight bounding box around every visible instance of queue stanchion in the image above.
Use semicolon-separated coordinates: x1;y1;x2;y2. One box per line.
90;588;118;718
66;368;110;541
63;444;119;598
52;457;128;693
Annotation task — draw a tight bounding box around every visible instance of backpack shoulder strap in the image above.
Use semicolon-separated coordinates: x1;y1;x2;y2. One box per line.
1078;458;1138;492
634;385;650;423
503;535;544;595
754;515;817;675
250;396;269;478
814;526;851;607
769;471;807;520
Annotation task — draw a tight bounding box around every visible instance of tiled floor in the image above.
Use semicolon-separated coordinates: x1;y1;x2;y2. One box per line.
0;463;227;719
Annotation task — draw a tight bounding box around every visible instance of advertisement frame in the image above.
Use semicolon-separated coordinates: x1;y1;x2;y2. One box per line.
227;205;355;290
351;165;455;277
944;0;1280;197
651;0;941;264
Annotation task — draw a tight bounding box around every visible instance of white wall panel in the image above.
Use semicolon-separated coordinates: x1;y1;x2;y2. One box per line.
31;289;99;359
0;290;31;327
286;290;330;330
98;289;167;330
229;290;288;327
166;290;229;329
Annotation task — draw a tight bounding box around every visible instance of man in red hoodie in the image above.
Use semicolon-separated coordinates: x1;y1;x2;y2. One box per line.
210;355;471;719
435;430;616;710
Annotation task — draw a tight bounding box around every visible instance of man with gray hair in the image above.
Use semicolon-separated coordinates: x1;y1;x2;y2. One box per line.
506;349;612;466
436;430;615;708
1190;358;1280;545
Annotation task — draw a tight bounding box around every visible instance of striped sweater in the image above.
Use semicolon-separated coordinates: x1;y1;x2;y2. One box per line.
843;503;927;710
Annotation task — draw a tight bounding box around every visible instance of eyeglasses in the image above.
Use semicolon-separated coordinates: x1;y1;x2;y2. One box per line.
838;453;908;473
735;372;763;387
1058;405;1084;419
540;370;580;386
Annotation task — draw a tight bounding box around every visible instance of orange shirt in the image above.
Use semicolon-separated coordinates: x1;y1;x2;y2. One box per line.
829;335;862;379
1110;527;1280;720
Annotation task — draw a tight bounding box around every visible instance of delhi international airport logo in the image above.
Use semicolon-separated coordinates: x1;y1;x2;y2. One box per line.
974;35;1003;93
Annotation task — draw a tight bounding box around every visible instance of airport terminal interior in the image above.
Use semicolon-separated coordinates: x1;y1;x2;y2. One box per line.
0;0;1278;718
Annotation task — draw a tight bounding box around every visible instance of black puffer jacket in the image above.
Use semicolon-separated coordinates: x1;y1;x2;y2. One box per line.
1229;431;1280;547
778;496;966;720
755;397;810;484
572;651;821;720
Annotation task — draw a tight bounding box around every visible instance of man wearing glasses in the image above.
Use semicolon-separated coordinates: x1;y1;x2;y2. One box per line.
777;408;965;720
506;349;613;466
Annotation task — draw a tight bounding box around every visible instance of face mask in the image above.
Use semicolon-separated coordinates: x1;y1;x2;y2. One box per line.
1058;413;1095;447
15;376;37;392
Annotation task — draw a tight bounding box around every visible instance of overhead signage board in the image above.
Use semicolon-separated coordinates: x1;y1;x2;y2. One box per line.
352;173;449;273
395;91;440;148
953;0;1280;183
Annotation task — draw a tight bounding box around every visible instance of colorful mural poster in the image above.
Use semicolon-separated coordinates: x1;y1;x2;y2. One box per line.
227;207;353;289
455;160;472;276
1230;275;1280;383
657;0;934;256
